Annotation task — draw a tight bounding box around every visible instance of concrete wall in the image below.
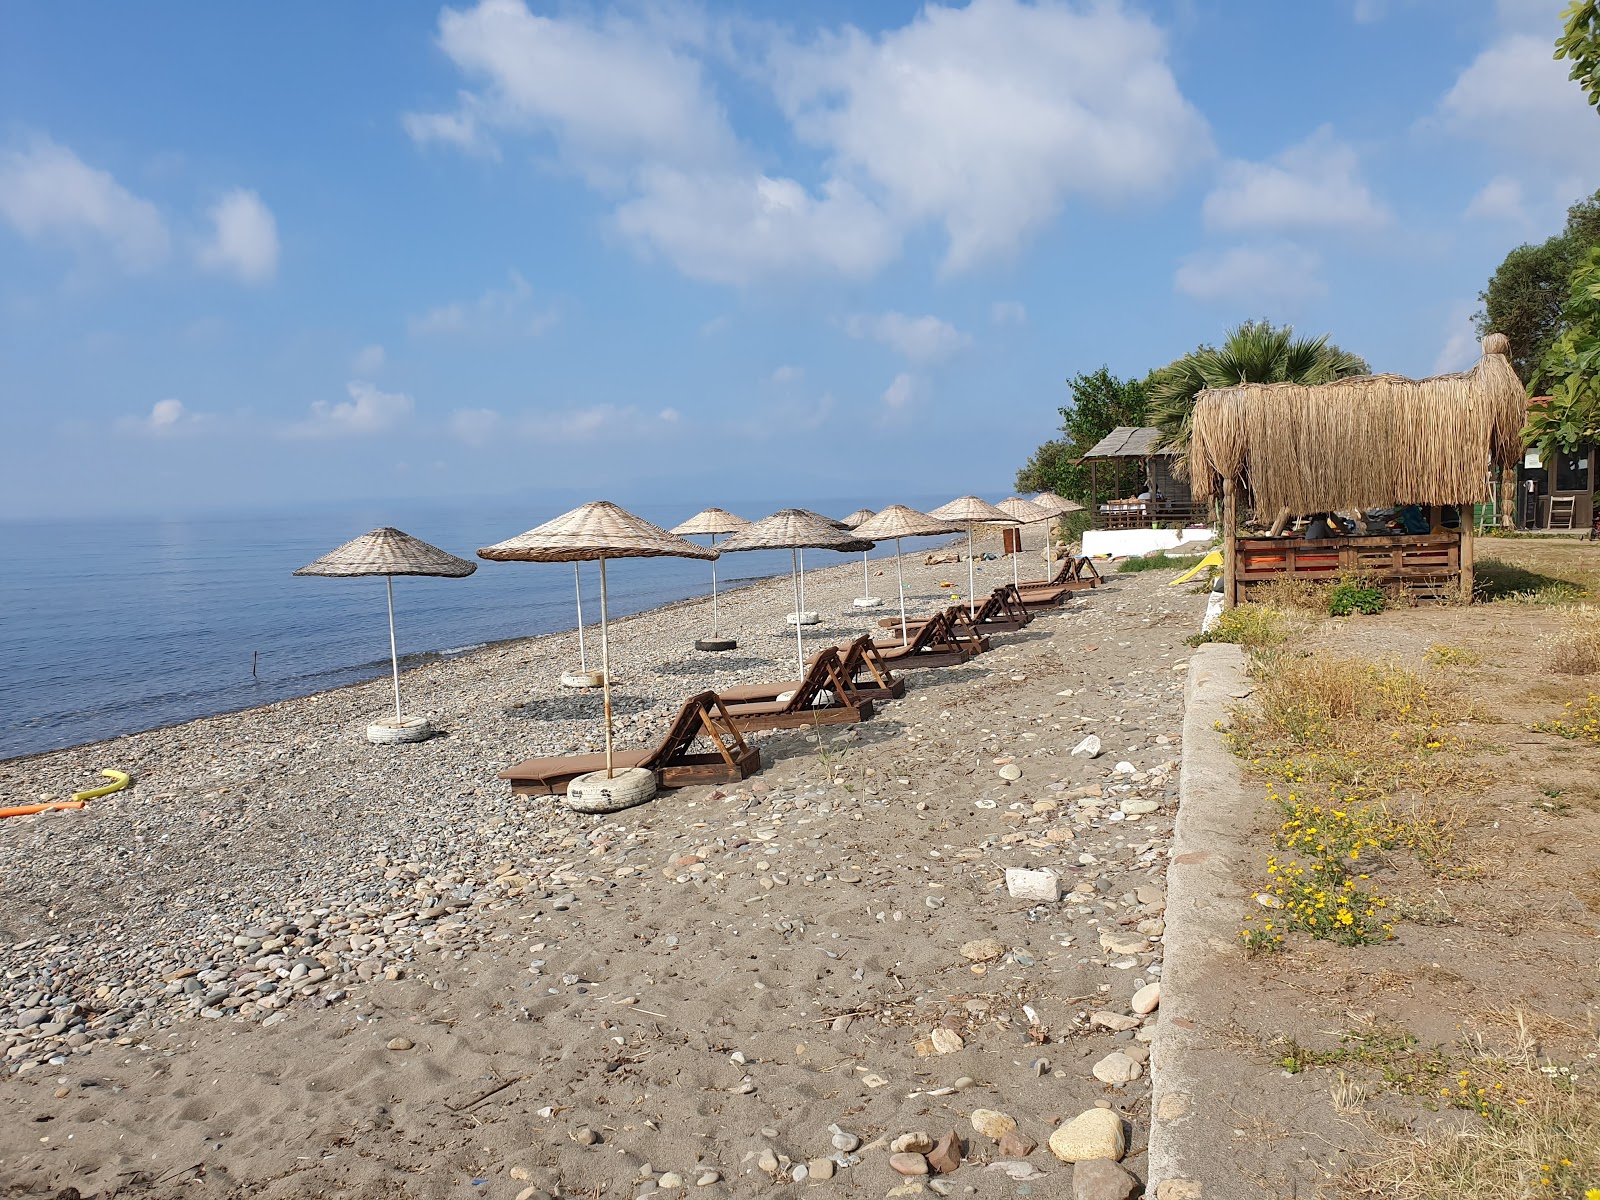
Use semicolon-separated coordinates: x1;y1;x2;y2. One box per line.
1082;527;1215;560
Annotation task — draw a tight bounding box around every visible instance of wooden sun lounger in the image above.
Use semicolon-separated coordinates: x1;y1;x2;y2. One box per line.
498;691;760;796
1017;556;1101;594
881;586;1031;635
718;648;874;731
717;637;905;706
871;607;983;669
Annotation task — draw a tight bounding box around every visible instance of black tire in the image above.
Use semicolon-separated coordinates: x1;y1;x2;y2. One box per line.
696;637;738;652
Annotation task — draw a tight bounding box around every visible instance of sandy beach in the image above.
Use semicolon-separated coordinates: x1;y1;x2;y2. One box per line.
0;540;1205;1198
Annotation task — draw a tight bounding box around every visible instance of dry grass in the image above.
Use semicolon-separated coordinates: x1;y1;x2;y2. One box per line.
1542;607;1600;676
1188;603;1296;649
1249;575;1327;611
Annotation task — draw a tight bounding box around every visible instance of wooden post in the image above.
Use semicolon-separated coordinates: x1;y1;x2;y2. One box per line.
1223;477;1238;608
1459;503;1475;603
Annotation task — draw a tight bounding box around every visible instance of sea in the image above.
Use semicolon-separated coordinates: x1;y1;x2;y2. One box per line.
0;495;962;760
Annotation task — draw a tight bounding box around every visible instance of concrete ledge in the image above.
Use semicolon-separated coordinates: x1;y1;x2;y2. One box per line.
1146;643;1262;1199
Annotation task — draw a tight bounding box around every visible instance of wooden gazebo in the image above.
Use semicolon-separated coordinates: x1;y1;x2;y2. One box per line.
1187;334;1527;606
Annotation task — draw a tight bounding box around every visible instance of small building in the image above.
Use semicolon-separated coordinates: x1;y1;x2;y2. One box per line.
1186;334;1527;606
1080;426;1208;529
1515;401;1596;530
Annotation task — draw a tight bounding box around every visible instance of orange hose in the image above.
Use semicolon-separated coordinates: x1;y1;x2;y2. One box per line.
0;801;86;818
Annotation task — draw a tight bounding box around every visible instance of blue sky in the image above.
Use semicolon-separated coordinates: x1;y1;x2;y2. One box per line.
2;0;1595;519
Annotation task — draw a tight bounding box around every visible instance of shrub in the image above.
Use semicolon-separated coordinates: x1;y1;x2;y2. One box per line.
1541;606;1600;675
1187;604;1287;648
1117;551;1210;574
1329;575;1386;617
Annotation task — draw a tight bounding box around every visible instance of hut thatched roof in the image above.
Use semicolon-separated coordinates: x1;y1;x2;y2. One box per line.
1187;334;1527;514
1082;426;1173;459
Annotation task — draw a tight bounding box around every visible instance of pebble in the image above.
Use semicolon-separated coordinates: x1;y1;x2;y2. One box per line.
574;1126;601;1146
1091;1051;1142;1084
1071;735;1102;758
891;1132;934;1154
930;1028;964;1054
807;1158;835;1181
997;764;1022;781
1131;982;1161;1015
830;1128;861;1152
386;1037;413;1051
1048;1109;1126;1163
1004;867;1061;902
970;1109;1018;1139
1070;1158;1142;1200
757;1149;779;1174
889;1152;930;1176
658;1173;683;1189
959;939;1005;962
695;1171;721;1187
998;1131;1037;1157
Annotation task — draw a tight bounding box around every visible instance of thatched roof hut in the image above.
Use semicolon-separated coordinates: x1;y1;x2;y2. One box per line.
1187;333;1526;516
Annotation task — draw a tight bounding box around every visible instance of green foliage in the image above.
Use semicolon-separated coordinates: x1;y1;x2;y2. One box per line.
1476;189;1600;380
1014;366;1148;508
1148;321;1369;460
1186;603;1288;648
1329;576;1387;617
1117;551;1210;574
1526;246;1600;457
1556;1;1600;111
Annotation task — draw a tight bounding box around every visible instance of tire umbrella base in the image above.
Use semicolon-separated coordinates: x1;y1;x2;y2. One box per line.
367;716;433;744
695;637;738;652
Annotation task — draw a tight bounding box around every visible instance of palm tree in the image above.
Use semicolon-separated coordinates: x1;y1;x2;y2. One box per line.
1150;321;1369;466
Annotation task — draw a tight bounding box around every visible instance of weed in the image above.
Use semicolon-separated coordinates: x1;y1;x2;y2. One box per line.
1117;551;1210;575
1330;575;1387;617
1543;606;1600;675
1425;643;1481;667
1188;604;1289;649
1535;695;1600;745
1247;575;1325;611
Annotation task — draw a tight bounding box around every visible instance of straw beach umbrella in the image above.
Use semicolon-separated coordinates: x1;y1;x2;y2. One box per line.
1029;491;1084;573
294;527;477;744
479;502;716;788
929;496;1020;617
851;505;960;644
996;496;1054;590
839;508;881;606
715;509;872;675
670;507;751;652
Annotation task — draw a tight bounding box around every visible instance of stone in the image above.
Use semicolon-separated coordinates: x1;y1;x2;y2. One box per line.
891;1133;934;1154
757;1149;779;1174
1071;1158;1142;1200
1090;1011;1141;1032
986;1161;1045;1181
1071;735;1102;758
831;1129;861;1152
959;939;1005;963
927;1131;962;1175
386;1037;414;1051
998;764;1023;781
1098;931;1150;956
695;1171;721;1187
998;1131;1037;1158
930;1028;964;1055
1130;983;1160;1015
807;1158;835;1181
1112;761;1136;775
1135;885;1164;906
889;1153;930;1176
574;1126;601;1146
1005;867;1062;902
970;1109;1017;1140
1119;800;1158;816
658;1173;684;1189
1091;1051;1142;1084
1048;1109;1126;1163
514;1188;549;1200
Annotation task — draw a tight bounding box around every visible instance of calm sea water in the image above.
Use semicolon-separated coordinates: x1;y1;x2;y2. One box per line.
0;496;956;760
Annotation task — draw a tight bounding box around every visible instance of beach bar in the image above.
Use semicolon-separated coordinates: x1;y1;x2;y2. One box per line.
1186;334;1528;607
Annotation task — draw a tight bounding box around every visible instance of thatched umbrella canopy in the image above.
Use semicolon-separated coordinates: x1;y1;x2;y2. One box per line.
295;528;477;731
929;495;1020;616
670;507;751;646
838;509;879;601
1029;491;1085;571
1187;334;1527;515
479;502;715;777
839;508;876;528
996;497;1054;591
715;509;872;674
851;505;960;643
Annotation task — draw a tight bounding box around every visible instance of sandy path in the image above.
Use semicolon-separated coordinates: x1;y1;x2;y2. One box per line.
1;561;1205;1199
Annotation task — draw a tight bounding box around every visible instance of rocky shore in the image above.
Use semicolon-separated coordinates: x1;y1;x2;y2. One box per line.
0;545;1205;1199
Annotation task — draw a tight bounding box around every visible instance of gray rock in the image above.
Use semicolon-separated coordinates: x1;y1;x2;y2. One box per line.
1071;1157;1142;1200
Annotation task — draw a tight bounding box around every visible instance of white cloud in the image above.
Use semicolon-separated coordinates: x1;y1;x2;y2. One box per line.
406;0;732;169
771;0;1212;273
991;301;1028;325
1433;302;1482;374
1464;175;1529;223
1204;127;1388;234
291;381;414;438
118;398;209;436
403;104;496;157
614;168;897;286
449;406;502;446
771;364;805;384
352;344;387;374
844;312;972;365
197;189;278;284
450;402;680;443
1437;32;1600;168
0;135;169;270
882;372;920;412
1174;242;1325;302
658;407;681;422
408;271;558;337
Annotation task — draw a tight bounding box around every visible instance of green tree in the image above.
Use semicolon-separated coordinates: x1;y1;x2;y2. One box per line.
1526;245;1600;458
1556;0;1600;110
1014;367;1147;510
1475;189;1600;380
1147;320;1369;462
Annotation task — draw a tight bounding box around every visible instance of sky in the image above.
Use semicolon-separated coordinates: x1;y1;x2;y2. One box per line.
2;0;1597;520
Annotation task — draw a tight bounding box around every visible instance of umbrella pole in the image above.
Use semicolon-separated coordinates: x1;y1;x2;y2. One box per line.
791;548;805;676
798;547;806;615
385;575;402;722
861;550;869;596
709;532;720;637
599;555;614;778
1012;538;1020;591
574;562;587;672
895;537;908;646
967;523;978;618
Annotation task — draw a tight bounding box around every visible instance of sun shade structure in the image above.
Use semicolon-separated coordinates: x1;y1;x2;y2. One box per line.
851;505;960;645
996;496;1054;591
479;502;716;777
929;495;1020;617
1028;491;1085;572
670;507;751;648
839;509;879;603
714;509;872;674
294;527;477;739
1187;334;1527;606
